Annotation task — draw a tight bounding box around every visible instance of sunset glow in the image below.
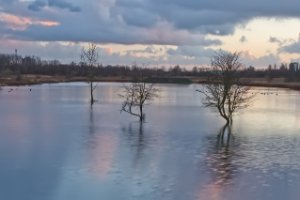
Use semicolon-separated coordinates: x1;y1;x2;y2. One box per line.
0;12;60;31
0;0;300;67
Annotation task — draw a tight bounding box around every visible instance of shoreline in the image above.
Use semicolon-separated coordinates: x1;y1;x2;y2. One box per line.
1;74;300;91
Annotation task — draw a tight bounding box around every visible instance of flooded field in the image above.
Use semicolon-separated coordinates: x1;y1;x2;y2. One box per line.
1;83;300;200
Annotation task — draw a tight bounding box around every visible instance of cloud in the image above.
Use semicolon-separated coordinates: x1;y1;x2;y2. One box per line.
28;0;81;12
239;35;247;43
240;51;281;68
0;39;160;65
6;19;222;46
0;40;80;62
269;36;281;44
114;0;300;36
0;38;288;68
1;0;300;67
0;0;17;3
0;0;299;49
113;2;241;36
0;12;59;30
279;42;300;54
27;1;47;11
125;46;161;56
2;0;300;46
167;46;214;57
0;39;216;67
165;46;217;66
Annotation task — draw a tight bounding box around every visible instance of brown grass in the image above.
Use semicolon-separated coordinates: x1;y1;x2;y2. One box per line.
1;75;300;90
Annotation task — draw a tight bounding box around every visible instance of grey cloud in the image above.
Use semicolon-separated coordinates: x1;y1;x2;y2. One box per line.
113;2;241;35
0;0;17;3
269;36;282;44
114;0;300;36
0;41;82;63
167;46;215;58
0;37;285;68
144;46;157;53
126;46;160;55
28;1;47;11
269;37;295;48
165;46;215;66
279;42;300;54
28;0;81;12
0;40;213;67
6;21;222;46
49;0;81;12
240;36;247;43
115;8;159;28
192;24;236;36
2;0;300;46
241;52;281;68
125;46;159;56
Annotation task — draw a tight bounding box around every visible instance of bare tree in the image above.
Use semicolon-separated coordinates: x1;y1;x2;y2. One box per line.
197;51;253;126
81;43;99;105
120;79;158;122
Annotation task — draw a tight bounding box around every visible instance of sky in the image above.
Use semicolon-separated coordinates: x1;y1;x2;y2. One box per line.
0;0;300;68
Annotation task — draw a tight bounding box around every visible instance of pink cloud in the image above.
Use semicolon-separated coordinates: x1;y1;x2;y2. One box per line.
0;12;59;31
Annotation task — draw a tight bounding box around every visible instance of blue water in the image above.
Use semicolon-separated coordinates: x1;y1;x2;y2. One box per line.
0;83;300;200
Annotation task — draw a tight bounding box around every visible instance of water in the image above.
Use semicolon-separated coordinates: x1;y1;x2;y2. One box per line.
0;83;300;200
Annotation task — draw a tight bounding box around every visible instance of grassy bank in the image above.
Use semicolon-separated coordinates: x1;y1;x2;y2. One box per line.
0;75;193;86
1;74;300;90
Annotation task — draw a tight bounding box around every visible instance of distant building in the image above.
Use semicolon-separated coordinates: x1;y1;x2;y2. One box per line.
289;62;299;72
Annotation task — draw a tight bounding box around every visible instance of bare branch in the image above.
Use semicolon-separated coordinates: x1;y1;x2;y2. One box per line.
81;43;99;105
120;81;159;122
197;51;255;124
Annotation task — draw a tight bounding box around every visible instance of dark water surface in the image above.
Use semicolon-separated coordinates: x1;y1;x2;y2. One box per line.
1;83;300;200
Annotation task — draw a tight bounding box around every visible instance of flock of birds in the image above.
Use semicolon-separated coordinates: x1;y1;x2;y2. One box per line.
258;92;278;95
6;88;31;92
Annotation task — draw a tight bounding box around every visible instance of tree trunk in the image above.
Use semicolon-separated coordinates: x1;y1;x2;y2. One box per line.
139;105;143;122
90;81;94;105
223;115;230;127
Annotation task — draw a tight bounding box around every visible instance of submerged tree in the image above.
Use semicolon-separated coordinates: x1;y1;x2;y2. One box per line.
120;78;158;122
197;51;253;125
81;43;99;105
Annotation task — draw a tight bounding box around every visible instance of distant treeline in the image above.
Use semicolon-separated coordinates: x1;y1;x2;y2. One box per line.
0;53;299;81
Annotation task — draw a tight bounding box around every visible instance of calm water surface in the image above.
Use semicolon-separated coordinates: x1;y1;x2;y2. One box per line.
0;83;300;200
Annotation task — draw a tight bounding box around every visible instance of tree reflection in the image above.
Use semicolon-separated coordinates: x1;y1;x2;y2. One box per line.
122;122;146;167
214;125;234;185
198;125;237;199
85;106;117;179
89;104;95;135
217;124;233;146
85;105;97;148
